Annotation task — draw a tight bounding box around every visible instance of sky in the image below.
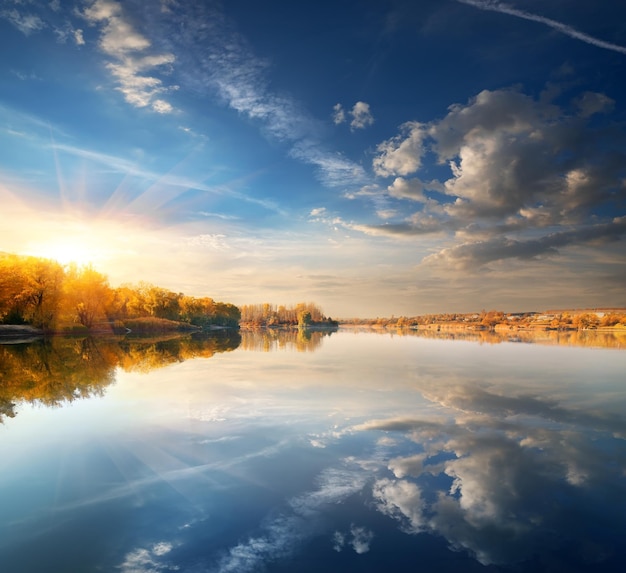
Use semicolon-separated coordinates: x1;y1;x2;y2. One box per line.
1;0;625;318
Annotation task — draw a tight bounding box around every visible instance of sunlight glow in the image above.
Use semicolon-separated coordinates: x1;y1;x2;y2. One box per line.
28;239;96;266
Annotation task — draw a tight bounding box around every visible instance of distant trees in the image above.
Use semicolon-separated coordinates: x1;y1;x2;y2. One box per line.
572;313;600;330
298;310;312;327
600;313;625;327
340;309;626;331
0;253;240;331
240;302;336;328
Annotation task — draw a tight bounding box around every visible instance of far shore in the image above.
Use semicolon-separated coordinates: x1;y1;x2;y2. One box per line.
339;322;626;333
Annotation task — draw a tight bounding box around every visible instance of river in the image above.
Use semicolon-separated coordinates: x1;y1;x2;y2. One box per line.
1;329;625;572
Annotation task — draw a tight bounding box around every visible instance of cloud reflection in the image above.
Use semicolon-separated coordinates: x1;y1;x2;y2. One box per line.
119;541;177;573
214;465;368;572
360;380;626;567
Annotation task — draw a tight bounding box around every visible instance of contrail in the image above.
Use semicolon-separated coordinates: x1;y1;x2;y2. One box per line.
457;0;626;55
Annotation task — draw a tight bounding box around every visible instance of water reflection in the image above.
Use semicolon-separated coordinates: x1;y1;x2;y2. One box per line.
360;382;626;568
1;331;625;572
0;331;240;422
347;325;626;349
239;327;337;352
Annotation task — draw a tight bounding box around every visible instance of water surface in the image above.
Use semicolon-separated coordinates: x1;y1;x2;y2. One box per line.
1;330;625;572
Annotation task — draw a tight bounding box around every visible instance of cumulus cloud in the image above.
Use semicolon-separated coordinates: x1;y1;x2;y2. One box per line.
82;0;176;113
350;101;374;130
73;28;85;45
333;101;374;130
333;103;346;125
388;453;428;478
373;121;427;176
349;525;374;553
331;525;374;554
373;478;427;533
387;177;427;202
366;87;626;268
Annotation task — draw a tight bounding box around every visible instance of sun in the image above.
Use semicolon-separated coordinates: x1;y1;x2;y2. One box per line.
30;239;96;267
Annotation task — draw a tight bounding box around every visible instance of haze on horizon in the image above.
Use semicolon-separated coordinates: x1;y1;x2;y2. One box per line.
1;0;625;318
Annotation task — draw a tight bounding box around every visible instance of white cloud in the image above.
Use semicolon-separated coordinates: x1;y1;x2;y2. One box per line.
151;542;173;557
331;525;374;554
74;28;85;45
214;464;369;573
376;209;397;220
350;101;374;130
118;541;176;573
373;478;427;533
159;4;366;189
333;103;346;125
333;101;374;130
372;121;427;177
364;87;626;270
359;376;626;566
152;99;174;114
290;141;368;187
350;525;374;554
83;0;176;113
387;177;426;202
388;453;428;478
332;531;345;551
1;8;45;35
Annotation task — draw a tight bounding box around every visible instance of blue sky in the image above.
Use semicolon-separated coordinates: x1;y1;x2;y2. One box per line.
1;0;625;317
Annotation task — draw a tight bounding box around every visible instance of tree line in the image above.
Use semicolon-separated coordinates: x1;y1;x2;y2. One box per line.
342;309;626;331
239;301;338;328
0;253;240;332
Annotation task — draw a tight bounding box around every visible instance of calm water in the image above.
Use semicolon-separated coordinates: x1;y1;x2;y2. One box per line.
1;329;625;572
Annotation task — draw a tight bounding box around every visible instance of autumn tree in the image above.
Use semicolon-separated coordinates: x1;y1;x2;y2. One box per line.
0;254;64;330
573;313;600;330
61;264;113;329
0;254;29;323
240;302;328;327
298;310;312;327
1;253;240;331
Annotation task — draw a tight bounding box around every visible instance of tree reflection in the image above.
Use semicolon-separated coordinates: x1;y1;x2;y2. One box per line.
239;327;337;352
346;325;626;349
0;331;241;422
